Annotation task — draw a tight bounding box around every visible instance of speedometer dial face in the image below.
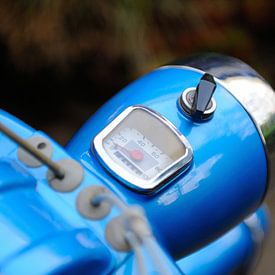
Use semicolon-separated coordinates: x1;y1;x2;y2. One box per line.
93;106;193;193
104;127;173;180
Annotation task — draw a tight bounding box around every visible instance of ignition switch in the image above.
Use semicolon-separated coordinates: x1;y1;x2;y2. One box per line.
180;73;217;120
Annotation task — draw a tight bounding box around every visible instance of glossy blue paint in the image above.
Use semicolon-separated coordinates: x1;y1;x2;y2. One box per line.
177;205;270;275
0;110;119;273
0;64;269;273
67;66;268;258
0;109;186;274
2;229;114;275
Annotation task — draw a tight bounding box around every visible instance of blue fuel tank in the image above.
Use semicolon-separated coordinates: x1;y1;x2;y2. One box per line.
0;54;273;274
66;62;269;258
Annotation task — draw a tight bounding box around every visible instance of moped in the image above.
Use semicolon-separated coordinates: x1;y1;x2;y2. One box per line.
0;53;274;274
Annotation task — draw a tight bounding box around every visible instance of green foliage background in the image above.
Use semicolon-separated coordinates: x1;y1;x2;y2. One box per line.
0;0;274;82
0;0;274;143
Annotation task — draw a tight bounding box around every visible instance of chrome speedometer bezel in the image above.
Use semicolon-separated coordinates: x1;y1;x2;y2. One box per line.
93;105;193;193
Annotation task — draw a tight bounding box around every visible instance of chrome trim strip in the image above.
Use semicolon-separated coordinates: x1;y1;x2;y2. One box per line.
161;53;275;156
159;64;269;149
159;64;272;196
159;65;272;151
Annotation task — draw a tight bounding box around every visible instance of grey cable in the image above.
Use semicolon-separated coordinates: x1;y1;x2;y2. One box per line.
92;192;128;212
125;231;147;275
0;122;65;179
93;191;171;275
142;236;172;275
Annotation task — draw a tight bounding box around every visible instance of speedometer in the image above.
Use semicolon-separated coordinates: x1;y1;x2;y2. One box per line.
104;127;174;180
93;106;193;193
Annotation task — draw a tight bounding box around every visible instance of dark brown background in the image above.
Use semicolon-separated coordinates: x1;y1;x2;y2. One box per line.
0;1;274;273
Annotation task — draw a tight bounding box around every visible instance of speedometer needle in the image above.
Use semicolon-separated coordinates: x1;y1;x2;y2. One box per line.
113;142;144;161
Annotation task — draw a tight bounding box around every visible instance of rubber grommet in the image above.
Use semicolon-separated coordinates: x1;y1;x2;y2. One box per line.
76;185;112;220
18;136;53;167
105;216;131;252
47;158;83;192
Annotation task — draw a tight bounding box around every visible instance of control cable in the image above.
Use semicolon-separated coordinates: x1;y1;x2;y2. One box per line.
0;122;65;179
90;190;170;275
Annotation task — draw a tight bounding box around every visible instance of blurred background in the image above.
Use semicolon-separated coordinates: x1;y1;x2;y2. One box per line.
0;0;274;273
